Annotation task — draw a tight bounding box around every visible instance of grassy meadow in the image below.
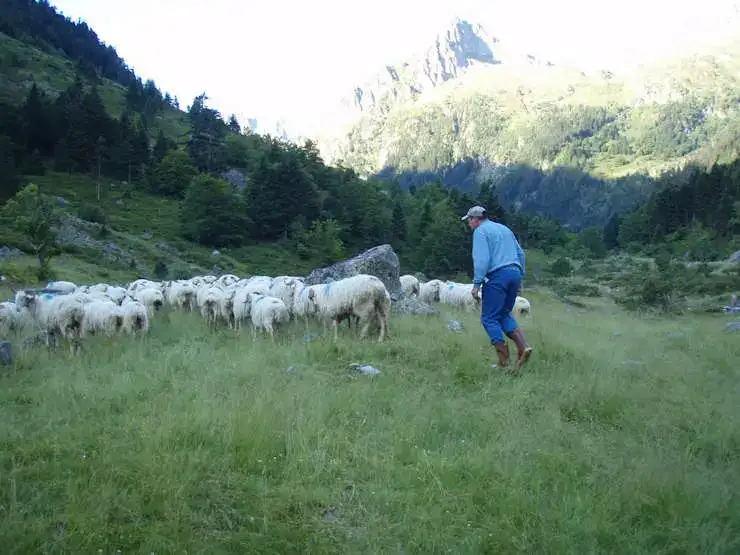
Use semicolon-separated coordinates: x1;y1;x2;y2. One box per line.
1;289;738;553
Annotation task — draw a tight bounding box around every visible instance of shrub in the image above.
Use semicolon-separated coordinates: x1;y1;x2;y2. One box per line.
77;203;107;225
154;259;168;280
553;280;601;298
550;257;573;277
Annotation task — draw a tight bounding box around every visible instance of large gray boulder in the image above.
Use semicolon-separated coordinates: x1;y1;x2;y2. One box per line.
305;244;403;300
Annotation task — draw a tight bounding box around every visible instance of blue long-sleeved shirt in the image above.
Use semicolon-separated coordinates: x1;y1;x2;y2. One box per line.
471;220;526;285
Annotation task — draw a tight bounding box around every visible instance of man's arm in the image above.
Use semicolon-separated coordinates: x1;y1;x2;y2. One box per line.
472;229;490;286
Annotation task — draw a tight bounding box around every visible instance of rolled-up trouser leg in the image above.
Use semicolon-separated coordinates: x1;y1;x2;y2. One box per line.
480;275;506;344
498;267;522;335
481;267;523;344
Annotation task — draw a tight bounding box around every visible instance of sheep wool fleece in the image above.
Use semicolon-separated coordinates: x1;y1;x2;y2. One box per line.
480;265;522;344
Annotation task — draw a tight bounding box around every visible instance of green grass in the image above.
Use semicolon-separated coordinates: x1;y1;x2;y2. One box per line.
1;291;738;552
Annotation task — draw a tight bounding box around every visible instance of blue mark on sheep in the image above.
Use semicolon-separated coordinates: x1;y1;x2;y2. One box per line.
447;282;455;290
43;293;54;300
323;283;332;296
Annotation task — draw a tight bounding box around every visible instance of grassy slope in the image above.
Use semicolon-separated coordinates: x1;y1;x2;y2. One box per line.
0;31;190;144
0;172;319;290
0;292;738;552
0;32;318;287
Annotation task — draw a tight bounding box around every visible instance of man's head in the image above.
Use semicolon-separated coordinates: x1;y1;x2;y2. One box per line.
461;205;487;230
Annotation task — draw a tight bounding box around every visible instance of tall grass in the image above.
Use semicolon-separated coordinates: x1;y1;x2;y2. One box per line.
1;292;738;553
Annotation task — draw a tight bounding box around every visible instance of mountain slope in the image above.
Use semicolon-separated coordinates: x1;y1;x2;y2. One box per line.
316;20;740;227
0;30;190;144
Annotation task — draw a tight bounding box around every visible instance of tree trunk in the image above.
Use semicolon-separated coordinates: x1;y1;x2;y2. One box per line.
97;155;102;201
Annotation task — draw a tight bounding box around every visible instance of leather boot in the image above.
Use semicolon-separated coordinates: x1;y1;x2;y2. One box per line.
493;341;510;370
506;328;533;369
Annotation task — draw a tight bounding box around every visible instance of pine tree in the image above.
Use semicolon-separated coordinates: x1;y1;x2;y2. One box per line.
602;213;621;249
227;114;241;134
0;135;20;203
181;174;251;247
22;83;54;157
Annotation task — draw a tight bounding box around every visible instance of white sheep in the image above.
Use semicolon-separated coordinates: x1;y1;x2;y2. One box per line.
198;286;225;328
243;276;273;296
133;287;165;315
244;293;289;339
400;274;420;297
268;276;305;316
217;288;237;328
0;301;29;336
304;274;390;342
15;290;86;355
166;282;196;311
81;283;109;295
82;300;125;337
120;298;149;335
215;274;240;288
512;296;531;317
106;286;128;305
46;280;77;294
127;278;158;292
440;281;480;311
419;279;444;303
232;288;253;330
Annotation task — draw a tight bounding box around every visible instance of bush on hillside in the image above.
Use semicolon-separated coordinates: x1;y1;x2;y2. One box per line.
77;202;107;225
180;174;251;248
550;257;573;277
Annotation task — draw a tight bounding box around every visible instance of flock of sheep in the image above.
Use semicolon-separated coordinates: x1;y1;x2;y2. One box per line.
0;272;531;356
405;275;531;316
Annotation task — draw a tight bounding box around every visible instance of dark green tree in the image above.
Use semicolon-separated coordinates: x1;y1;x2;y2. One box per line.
602;213;621;250
152;149;197;197
0;135;21;203
0;183;61;279
181;174;251;247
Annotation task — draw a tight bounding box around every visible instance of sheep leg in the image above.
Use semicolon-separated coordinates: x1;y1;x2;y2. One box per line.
332;318;339;341
359;317;371;340
251;323;257;341
376;312;386;343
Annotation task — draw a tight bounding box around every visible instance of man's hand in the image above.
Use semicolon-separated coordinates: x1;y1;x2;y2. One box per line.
472;285;480;300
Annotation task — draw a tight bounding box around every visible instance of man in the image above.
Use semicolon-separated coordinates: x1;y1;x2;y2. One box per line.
462;205;533;372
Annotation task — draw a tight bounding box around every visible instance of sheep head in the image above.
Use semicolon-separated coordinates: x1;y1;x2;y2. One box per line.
15;290;37;310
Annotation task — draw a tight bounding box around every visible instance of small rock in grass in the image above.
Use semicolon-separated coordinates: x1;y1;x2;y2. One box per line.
302;332;320;344
348;363;381;376
323;506;339;523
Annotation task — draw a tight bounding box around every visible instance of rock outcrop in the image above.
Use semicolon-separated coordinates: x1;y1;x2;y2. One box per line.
305;244;403;300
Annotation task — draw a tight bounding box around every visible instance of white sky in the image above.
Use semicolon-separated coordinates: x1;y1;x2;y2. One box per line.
49;0;739;137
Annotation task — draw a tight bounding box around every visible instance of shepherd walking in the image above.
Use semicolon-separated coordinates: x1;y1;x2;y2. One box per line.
462;205;533;372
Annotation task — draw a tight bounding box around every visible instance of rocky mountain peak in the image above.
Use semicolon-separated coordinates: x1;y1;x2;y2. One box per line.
342;18;501;117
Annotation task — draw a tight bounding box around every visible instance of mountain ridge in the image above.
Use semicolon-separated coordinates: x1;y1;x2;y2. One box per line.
313;17;740;227
334;18;560;127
